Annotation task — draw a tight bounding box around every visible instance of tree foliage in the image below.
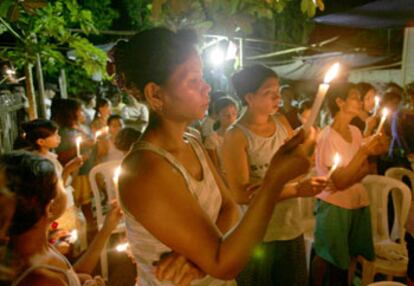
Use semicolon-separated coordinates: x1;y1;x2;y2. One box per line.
0;0;117;95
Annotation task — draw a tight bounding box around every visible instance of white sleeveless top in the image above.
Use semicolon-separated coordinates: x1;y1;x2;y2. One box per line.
121;136;236;286
235;116;303;241
12;246;81;286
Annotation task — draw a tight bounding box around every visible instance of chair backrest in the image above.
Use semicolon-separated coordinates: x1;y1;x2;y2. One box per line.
89;160;122;228
362;175;412;243
385;167;414;192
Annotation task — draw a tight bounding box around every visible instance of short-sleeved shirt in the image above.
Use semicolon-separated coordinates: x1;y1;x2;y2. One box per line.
315;125;369;209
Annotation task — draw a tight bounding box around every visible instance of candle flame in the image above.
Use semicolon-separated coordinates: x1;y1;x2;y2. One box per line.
116;242;129;252
113;166;121;181
95;130;102;138
333;153;341;166
76;136;82;145
70;230;78;243
381;107;389;118
323;63;340;84
375;96;381;106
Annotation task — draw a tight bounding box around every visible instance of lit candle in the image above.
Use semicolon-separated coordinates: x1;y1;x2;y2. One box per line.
94;130;102;141
69;229;78;243
303;63;340;132
113;166;121;201
116;242;129;252
373;96;381;116
327;152;342;178
75;136;82;158
375;108;390;135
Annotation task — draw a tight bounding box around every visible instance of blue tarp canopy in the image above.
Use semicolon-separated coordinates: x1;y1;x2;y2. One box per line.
314;0;414;29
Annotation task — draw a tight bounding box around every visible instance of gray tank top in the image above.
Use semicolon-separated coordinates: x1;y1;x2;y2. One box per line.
120;135;235;286
235;115;303;241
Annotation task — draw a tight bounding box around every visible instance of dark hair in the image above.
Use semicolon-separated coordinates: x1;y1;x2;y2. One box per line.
232;64;278;105
327;82;358;117
21;119;59;150
213;96;238;115
78;91;96;104
0;152;57;236
298;99;313;114
107;114;123;126
383;91;402;104
52;98;83;128
356;82;375;100
114;127;141;152
113;27;198;97
95;97;111;118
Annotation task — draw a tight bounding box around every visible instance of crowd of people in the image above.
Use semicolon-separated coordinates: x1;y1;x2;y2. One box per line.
1;26;414;286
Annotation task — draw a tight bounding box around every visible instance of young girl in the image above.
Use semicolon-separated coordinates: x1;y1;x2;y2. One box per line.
350;82;378;136
204;96;238;173
114;27;319;286
21;119;85;251
99;114;124;163
53;99;97;239
312;82;388;286
1;151;122;286
222;64;327;286
91;97;112;133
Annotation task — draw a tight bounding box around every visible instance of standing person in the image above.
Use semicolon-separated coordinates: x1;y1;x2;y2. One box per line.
99;114;125;163
204;96;238;174
53;99;97;240
91;97;112;133
222;64;327;286
312;82;389;286
114;27;319;286
351;82;378;136
79;92;96;126
280;85;301;129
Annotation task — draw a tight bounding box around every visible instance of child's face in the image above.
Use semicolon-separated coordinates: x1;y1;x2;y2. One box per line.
108;119;124;137
42;131;61;149
218;104;238;128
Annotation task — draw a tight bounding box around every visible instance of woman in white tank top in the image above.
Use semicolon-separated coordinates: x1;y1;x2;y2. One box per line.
222;65;328;286
113;28;320;286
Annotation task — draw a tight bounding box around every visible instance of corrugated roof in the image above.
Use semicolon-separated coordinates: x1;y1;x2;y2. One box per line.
314;0;414;29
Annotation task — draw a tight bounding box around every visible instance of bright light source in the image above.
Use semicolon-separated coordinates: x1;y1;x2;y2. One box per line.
209;48;225;67
226;41;237;60
6;69;15;76
116;242;129;252
69;230;78;243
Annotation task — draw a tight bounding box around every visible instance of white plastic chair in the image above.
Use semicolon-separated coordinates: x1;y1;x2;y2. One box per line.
359;175;412;285
89;160;125;280
385;167;414;241
298;196;316;272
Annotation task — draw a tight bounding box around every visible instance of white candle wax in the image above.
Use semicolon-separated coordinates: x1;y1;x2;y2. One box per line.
303;83;329;132
327;152;341;178
75;136;82;158
113;166;121;201
375;108;389;135
373;96;381;116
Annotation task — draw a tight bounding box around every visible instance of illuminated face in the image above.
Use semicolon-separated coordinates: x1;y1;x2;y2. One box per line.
99;103;112;118
363;89;376;113
218;104;238;129
108;118;124;137
42;131;61;149
161;52;211;122
248;77;281;115
342;88;362;116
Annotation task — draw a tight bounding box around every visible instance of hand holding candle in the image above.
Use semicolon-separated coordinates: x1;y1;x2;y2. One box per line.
303;63;340;132
327;152;341;178
75;136;82;158
375;108;390;135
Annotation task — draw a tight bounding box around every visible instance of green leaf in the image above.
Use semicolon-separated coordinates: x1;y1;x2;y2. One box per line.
0;0;14;18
